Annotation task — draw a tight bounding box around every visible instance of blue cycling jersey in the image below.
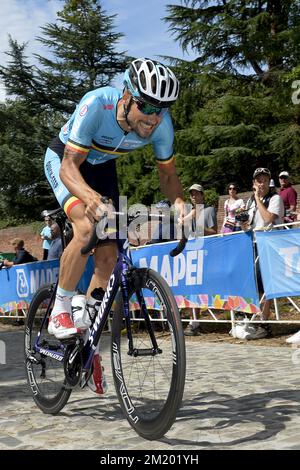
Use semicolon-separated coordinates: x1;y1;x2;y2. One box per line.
58;87;174;165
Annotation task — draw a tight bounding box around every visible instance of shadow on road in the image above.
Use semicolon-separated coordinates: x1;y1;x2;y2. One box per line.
161;389;300;448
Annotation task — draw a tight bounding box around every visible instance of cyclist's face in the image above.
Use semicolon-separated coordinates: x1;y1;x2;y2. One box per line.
128;100;163;139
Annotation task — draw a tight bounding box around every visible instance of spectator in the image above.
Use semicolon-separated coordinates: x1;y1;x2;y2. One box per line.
182;184;217;336
279;171;298;222
220;183;245;233
2;238;37;267
47;223;63;260
240;167;284;339
182;184;217;237
40;216;52;260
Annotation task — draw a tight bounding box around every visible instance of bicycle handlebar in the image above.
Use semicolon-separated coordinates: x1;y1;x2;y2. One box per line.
80;212;188;257
169;234;188;257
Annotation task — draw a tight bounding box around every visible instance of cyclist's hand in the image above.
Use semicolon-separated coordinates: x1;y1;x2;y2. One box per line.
174;198;186;226
84;192;105;222
178;209;195;226
85;192;115;223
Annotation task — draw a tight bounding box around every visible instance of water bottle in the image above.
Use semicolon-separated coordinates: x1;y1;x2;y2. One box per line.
83;287;105;326
71;294;89;329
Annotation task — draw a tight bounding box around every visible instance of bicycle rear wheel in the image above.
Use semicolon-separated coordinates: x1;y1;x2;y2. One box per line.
111;268;186;440
24;284;71;414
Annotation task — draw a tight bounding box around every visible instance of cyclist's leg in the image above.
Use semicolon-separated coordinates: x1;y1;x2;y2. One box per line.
49;202;97;338
45;150;119;338
45;149;92;338
87;242;117;296
80;158;120;295
58;202;93;292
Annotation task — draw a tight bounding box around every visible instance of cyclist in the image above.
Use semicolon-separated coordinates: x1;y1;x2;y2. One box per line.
44;58;185;340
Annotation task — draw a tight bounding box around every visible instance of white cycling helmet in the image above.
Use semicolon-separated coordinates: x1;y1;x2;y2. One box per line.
123;58;180;107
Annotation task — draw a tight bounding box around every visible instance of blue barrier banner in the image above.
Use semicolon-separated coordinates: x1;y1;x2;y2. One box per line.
0;235;259;314
256;228;300;300
131;232;260;313
0;259;59;314
0;257;94;314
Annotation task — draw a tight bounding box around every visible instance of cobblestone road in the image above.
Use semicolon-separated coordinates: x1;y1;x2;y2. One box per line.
1;330;300;450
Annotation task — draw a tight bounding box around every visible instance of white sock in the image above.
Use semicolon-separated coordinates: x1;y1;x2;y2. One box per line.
189;321;198;329
51;293;73;318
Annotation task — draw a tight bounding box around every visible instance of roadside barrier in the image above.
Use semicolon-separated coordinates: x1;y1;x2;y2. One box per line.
1;227;300;328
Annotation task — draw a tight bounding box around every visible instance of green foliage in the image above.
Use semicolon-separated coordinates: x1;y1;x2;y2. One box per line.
0;0;300;222
116;146;162;206
36;0;128;112
0;0;128;220
0;101;59;219
165;1;300;79
203;188;219;208
163;1;300;194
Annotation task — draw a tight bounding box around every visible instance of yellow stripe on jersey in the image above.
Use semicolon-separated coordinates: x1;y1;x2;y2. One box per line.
156;155;174;165
66;140;90;155
91;142;130;155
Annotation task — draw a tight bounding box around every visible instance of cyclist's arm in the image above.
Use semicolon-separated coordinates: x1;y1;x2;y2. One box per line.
181;209;196;224
157;159;185;221
60;148;105;221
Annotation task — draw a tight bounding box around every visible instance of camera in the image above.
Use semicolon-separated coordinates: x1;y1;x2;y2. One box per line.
235;211;249;223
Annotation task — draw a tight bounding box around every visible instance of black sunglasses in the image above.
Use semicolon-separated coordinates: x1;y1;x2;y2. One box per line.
229;187;236;190
132;98;167;116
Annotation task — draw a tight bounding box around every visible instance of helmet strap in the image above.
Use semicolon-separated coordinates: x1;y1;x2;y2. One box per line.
123;96;133;130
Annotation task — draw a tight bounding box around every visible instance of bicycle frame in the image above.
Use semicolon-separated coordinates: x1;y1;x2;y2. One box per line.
33;231;151;381
32;206;187;387
82;235;133;371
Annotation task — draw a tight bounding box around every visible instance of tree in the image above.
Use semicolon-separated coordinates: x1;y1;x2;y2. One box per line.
36;0;128;112
165;1;300;81
0;0;128;220
164;1;300;193
0;37;48;113
0;101;60;220
0;0;128;113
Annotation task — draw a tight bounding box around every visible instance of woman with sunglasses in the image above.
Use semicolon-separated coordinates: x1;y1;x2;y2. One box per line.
220;183;245;234
44;58;185;342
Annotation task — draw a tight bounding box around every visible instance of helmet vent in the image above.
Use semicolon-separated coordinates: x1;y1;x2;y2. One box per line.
124;58;180;106
169;79;174;96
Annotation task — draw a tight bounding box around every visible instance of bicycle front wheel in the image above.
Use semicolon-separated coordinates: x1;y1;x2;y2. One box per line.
111;268;186;440
24;284;71;414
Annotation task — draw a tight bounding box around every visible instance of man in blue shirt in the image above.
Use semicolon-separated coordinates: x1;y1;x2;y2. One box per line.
40;216;52;260
45;58;185;340
47;223;62;260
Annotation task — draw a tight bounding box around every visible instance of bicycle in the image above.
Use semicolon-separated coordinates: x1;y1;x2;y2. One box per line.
24;206;187;440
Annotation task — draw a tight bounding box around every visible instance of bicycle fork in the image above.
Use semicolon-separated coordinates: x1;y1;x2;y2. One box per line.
122;269;162;357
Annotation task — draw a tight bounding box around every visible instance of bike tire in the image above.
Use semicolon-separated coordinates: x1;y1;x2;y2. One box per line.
111;268;186;440
24;284;71;414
